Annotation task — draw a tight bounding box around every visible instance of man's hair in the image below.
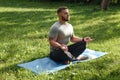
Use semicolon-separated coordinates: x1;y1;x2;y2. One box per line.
57;6;68;14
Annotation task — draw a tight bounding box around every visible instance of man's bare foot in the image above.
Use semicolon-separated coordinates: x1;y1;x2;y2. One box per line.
76;55;88;60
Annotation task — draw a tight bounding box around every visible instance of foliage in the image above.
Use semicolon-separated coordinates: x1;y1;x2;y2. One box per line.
28;0;120;4
111;0;118;4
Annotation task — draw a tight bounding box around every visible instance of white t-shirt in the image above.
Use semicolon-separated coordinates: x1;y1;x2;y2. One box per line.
49;21;74;52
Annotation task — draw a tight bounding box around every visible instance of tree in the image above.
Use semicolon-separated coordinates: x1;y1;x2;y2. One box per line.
100;0;109;10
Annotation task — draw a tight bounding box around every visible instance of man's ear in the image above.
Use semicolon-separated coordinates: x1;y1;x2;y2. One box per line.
58;13;61;17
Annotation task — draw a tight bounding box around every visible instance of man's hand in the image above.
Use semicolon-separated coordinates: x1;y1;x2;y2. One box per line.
84;37;93;43
60;44;68;51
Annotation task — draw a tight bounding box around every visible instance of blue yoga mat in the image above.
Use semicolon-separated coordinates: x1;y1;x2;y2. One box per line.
18;49;107;74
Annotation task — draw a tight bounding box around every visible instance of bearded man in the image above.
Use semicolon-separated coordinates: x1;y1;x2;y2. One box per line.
49;6;92;64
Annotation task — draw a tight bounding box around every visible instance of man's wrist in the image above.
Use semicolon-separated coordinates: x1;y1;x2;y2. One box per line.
59;45;62;49
82;38;84;42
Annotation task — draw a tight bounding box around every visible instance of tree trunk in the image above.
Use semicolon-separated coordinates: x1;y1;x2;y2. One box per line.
100;0;109;10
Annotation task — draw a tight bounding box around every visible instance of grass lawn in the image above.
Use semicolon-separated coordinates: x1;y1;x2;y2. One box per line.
0;0;120;80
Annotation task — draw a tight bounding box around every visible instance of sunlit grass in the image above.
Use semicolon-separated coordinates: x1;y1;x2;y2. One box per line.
0;7;56;12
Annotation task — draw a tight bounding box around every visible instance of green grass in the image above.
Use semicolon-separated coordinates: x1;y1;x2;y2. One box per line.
0;0;120;80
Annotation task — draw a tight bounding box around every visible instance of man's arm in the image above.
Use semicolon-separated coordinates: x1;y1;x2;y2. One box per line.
70;35;83;43
70;35;92;43
49;37;68;51
49;37;62;48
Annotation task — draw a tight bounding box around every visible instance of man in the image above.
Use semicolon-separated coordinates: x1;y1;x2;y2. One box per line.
49;6;92;64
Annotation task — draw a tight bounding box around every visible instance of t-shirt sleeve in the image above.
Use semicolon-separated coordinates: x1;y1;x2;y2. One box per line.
70;24;74;37
49;26;58;39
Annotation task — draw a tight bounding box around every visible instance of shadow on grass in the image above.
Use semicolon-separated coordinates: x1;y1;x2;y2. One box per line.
0;10;55;39
82;21;120;42
88;67;120;80
0;0;67;9
70;6;120;42
0;63;29;77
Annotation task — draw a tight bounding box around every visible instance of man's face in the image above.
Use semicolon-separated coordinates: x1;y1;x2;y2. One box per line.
59;9;70;21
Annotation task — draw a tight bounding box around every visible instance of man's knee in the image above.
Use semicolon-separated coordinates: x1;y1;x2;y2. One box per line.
76;40;86;47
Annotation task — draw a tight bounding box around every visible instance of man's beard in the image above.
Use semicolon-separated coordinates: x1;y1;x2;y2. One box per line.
62;16;69;21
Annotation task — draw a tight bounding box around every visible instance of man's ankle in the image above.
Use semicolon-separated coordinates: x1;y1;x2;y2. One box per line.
64;60;70;64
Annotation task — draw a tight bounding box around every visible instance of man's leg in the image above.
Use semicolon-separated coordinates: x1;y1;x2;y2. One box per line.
50;41;86;63
50;49;72;63
68;41;86;58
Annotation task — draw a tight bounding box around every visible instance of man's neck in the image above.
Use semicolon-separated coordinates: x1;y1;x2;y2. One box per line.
59;20;67;25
